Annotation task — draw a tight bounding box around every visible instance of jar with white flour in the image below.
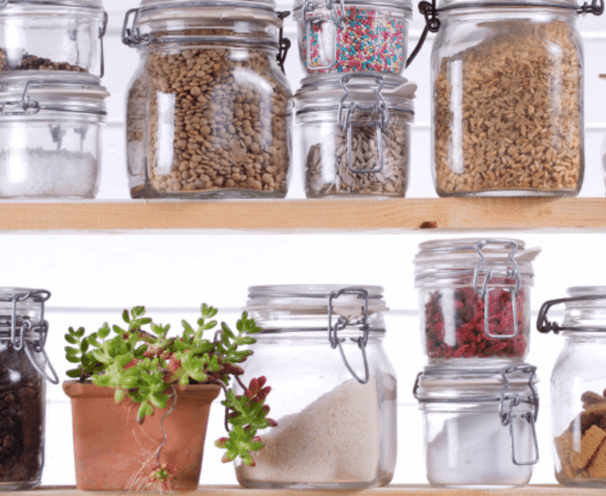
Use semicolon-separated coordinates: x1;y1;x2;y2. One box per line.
237;285;397;489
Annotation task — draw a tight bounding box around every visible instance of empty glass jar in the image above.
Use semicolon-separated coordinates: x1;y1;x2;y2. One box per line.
293;0;413;74
538;286;606;487
0;73;108;198
414;238;540;364
425;0;600;196
414;364;539;487
0;0;107;76
123;0;292;198
296;73;415;197
0;288;58;490
236;285;397;489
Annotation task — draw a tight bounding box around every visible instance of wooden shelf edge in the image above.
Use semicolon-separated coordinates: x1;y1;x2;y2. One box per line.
0;198;605;230
25;485;606;496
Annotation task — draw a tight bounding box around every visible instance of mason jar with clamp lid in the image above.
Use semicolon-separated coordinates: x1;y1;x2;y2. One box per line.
537;286;606;487
414;364;539;487
235;284;397;489
0;288;58;490
293;0;413;74
0;73;108;198
296;73;415;197
414;238;540;364
0;0;108;77
122;0;293;199
414;0;603;196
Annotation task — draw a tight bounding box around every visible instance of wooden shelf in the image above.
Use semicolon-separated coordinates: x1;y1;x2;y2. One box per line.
25;485;606;496
0;198;606;230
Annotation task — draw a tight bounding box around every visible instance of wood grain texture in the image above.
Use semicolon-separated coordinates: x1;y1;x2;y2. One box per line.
23;485;606;495
0;198;605;230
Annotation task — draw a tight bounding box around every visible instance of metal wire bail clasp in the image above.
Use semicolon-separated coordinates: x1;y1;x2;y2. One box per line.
5;290;59;385
473;239;521;339
337;74;389;175
276;11;292;74
122;7;151;47
304;0;345;70
499;365;539;466
328;287;370;384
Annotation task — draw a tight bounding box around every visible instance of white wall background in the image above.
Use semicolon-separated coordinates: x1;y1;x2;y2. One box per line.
6;0;606;487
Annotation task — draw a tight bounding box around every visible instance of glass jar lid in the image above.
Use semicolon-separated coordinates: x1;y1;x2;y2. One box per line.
437;0;582;10
414;237;540;285
0;73;108;118
0;288;58;384
296;73;416;115
0;0;104;10
537;286;606;334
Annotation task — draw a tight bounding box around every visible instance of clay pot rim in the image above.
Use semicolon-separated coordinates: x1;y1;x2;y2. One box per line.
62;380;223;401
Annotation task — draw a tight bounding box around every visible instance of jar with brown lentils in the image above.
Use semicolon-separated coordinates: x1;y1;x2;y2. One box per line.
123;0;293;198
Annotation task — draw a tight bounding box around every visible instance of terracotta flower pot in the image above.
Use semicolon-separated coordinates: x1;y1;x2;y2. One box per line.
63;381;222;491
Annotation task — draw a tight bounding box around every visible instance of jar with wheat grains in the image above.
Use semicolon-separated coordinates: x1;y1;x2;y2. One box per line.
122;0;292;198
423;0;603;197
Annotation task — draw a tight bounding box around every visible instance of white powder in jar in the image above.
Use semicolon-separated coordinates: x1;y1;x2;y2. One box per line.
237;377;380;484
0;147;98;198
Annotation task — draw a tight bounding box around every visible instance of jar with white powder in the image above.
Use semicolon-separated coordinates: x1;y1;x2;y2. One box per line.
0;73;108;198
237;285;397;489
414;364;539;487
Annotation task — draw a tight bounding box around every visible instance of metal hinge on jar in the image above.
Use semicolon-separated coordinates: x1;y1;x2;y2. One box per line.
328;287;370;384
337;74;389;175
0;290;58;384
473;239;522;339
303;0;345;70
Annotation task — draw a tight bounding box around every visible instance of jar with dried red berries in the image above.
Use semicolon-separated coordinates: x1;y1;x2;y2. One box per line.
0;288;58;490
293;0;413;74
537;286;606;487
414;238;540;364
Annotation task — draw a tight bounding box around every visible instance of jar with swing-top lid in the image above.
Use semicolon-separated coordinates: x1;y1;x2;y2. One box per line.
419;0;603;196
0;0;107;76
413;364;539;487
293;0;413;74
122;0;293;199
235;284;397;489
414;238;541;364
0;288;58;490
295;73;415;197
0;73;108;198
537;286;606;487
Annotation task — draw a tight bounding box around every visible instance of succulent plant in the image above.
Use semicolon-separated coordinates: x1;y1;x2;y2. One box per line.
64;303;275;467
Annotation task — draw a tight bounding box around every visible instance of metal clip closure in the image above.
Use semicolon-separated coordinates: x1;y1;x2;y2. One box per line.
98;10;109;78
473;239;521;339
577;0;604;14
0;80;41;115
276;11;291;74
537;294;606;334
499;365;539;466
2;290;58;384
304;0;345;70
328;287;370;384
122;8;151;47
337;74;389;175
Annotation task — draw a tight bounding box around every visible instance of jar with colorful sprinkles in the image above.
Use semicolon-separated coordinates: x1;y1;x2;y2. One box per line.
293;0;412;74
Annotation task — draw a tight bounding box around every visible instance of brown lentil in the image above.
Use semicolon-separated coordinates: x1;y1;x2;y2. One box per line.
127;41;291;198
434;20;582;196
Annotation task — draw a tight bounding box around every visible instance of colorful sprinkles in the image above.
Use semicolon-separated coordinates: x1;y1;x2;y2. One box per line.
299;7;407;74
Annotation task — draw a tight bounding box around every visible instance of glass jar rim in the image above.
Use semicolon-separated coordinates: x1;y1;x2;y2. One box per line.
436;0;580;11
0;0;103;10
293;0;414;14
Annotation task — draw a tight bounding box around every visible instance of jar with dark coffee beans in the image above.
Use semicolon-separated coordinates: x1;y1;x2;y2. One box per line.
0;288;58;490
123;0;293;199
0;0;107;76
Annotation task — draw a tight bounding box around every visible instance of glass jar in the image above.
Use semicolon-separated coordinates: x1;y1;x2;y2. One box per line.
293;0;412;74
0;73;108;198
424;0;600;197
414;238;540;364
296;73;415;197
236;285;397;489
414;364;539;488
0;288;58;490
123;0;293;199
0;0;107;76
537;286;606;487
